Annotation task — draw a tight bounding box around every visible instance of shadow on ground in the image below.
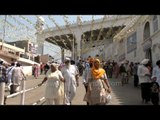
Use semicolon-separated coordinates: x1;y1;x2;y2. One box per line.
108;76;152;105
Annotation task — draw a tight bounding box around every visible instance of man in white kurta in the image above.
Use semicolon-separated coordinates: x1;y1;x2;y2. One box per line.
152;60;160;86
61;58;79;105
7;63;15;90
11;63;26;94
137;59;151;103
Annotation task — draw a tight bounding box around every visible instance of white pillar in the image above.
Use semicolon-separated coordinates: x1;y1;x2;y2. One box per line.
0;82;5;105
37;34;44;55
74;32;81;61
61;48;64;62
72;38;75;60
37;44;44;55
20;80;25;105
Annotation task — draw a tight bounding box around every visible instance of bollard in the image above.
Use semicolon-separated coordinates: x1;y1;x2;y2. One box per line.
20;80;25;105
0;82;5;105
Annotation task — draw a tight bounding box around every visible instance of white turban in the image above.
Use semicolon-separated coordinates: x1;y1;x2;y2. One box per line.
141;59;149;65
151;76;156;79
64;57;70;62
51;63;59;69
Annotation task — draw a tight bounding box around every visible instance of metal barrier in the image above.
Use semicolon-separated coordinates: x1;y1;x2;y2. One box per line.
3;80;45;105
0;82;5;105
32;97;45;105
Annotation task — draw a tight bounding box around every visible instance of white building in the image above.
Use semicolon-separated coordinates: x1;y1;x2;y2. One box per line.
114;15;160;67
36;15;160;66
37;15;133;62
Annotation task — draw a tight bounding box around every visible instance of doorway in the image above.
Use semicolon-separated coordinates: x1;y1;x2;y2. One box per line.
145;48;152;63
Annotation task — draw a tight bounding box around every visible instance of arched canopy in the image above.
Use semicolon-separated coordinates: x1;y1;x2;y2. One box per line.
45;34;75;51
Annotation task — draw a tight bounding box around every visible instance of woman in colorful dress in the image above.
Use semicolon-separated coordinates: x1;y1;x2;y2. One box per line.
84;58;111;105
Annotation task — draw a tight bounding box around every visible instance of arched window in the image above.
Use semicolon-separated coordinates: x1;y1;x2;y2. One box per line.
153;15;158;32
143;22;150;40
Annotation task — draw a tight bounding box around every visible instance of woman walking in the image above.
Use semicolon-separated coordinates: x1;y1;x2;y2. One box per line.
84;58;111;105
39;63;64;105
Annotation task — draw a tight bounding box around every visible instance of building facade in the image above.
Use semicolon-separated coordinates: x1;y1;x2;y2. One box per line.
0;41;25;63
37;15;132;62
112;15;160;67
7;40;37;61
0;41;39;66
36;15;160;66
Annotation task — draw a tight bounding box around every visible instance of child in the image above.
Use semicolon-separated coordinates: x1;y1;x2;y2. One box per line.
150;76;159;105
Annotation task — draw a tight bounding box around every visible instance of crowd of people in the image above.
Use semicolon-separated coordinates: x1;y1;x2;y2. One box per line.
1;55;160;105
37;56;112;105
0;61;26;94
76;56;160;105
38;58;80;105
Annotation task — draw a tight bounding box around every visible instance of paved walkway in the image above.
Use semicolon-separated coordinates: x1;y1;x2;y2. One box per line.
73;76;155;105
4;75;156;105
5;75;46;105
108;76;143;105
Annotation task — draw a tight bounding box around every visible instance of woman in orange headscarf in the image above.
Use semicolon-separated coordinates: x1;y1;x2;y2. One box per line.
83;58;111;105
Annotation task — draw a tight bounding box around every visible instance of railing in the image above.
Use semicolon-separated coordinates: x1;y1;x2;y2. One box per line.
0;80;46;105
32;97;45;105
0;82;5;105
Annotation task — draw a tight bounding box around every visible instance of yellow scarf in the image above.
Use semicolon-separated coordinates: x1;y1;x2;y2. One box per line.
91;67;105;80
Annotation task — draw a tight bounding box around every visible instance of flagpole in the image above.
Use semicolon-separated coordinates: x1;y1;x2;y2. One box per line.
2;15;7;49
72;36;74;60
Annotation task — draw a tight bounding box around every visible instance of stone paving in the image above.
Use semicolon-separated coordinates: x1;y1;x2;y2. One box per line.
4;75;156;105
72;76;142;105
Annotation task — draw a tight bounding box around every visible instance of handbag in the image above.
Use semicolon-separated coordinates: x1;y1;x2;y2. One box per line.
100;88;112;104
100;80;112;104
106;93;112;104
100;88;107;104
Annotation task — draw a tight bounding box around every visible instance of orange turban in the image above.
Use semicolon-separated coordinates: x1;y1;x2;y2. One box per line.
91;58;105;80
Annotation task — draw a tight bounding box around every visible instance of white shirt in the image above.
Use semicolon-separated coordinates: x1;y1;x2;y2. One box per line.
152;66;160;86
137;64;151;84
61;64;79;89
82;62;90;84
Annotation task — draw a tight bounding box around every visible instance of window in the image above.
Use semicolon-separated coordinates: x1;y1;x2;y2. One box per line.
16;52;20;56
153;15;158;33
29;44;32;51
143;22;150;40
127;32;137;53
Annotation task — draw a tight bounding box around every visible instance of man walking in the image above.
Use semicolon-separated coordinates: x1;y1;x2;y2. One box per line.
61;58;79;105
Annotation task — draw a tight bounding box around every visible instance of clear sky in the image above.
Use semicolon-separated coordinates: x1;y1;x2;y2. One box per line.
0;15;104;60
0;15;104;42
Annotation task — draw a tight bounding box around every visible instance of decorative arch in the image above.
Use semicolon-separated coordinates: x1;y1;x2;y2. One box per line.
143;21;150;40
